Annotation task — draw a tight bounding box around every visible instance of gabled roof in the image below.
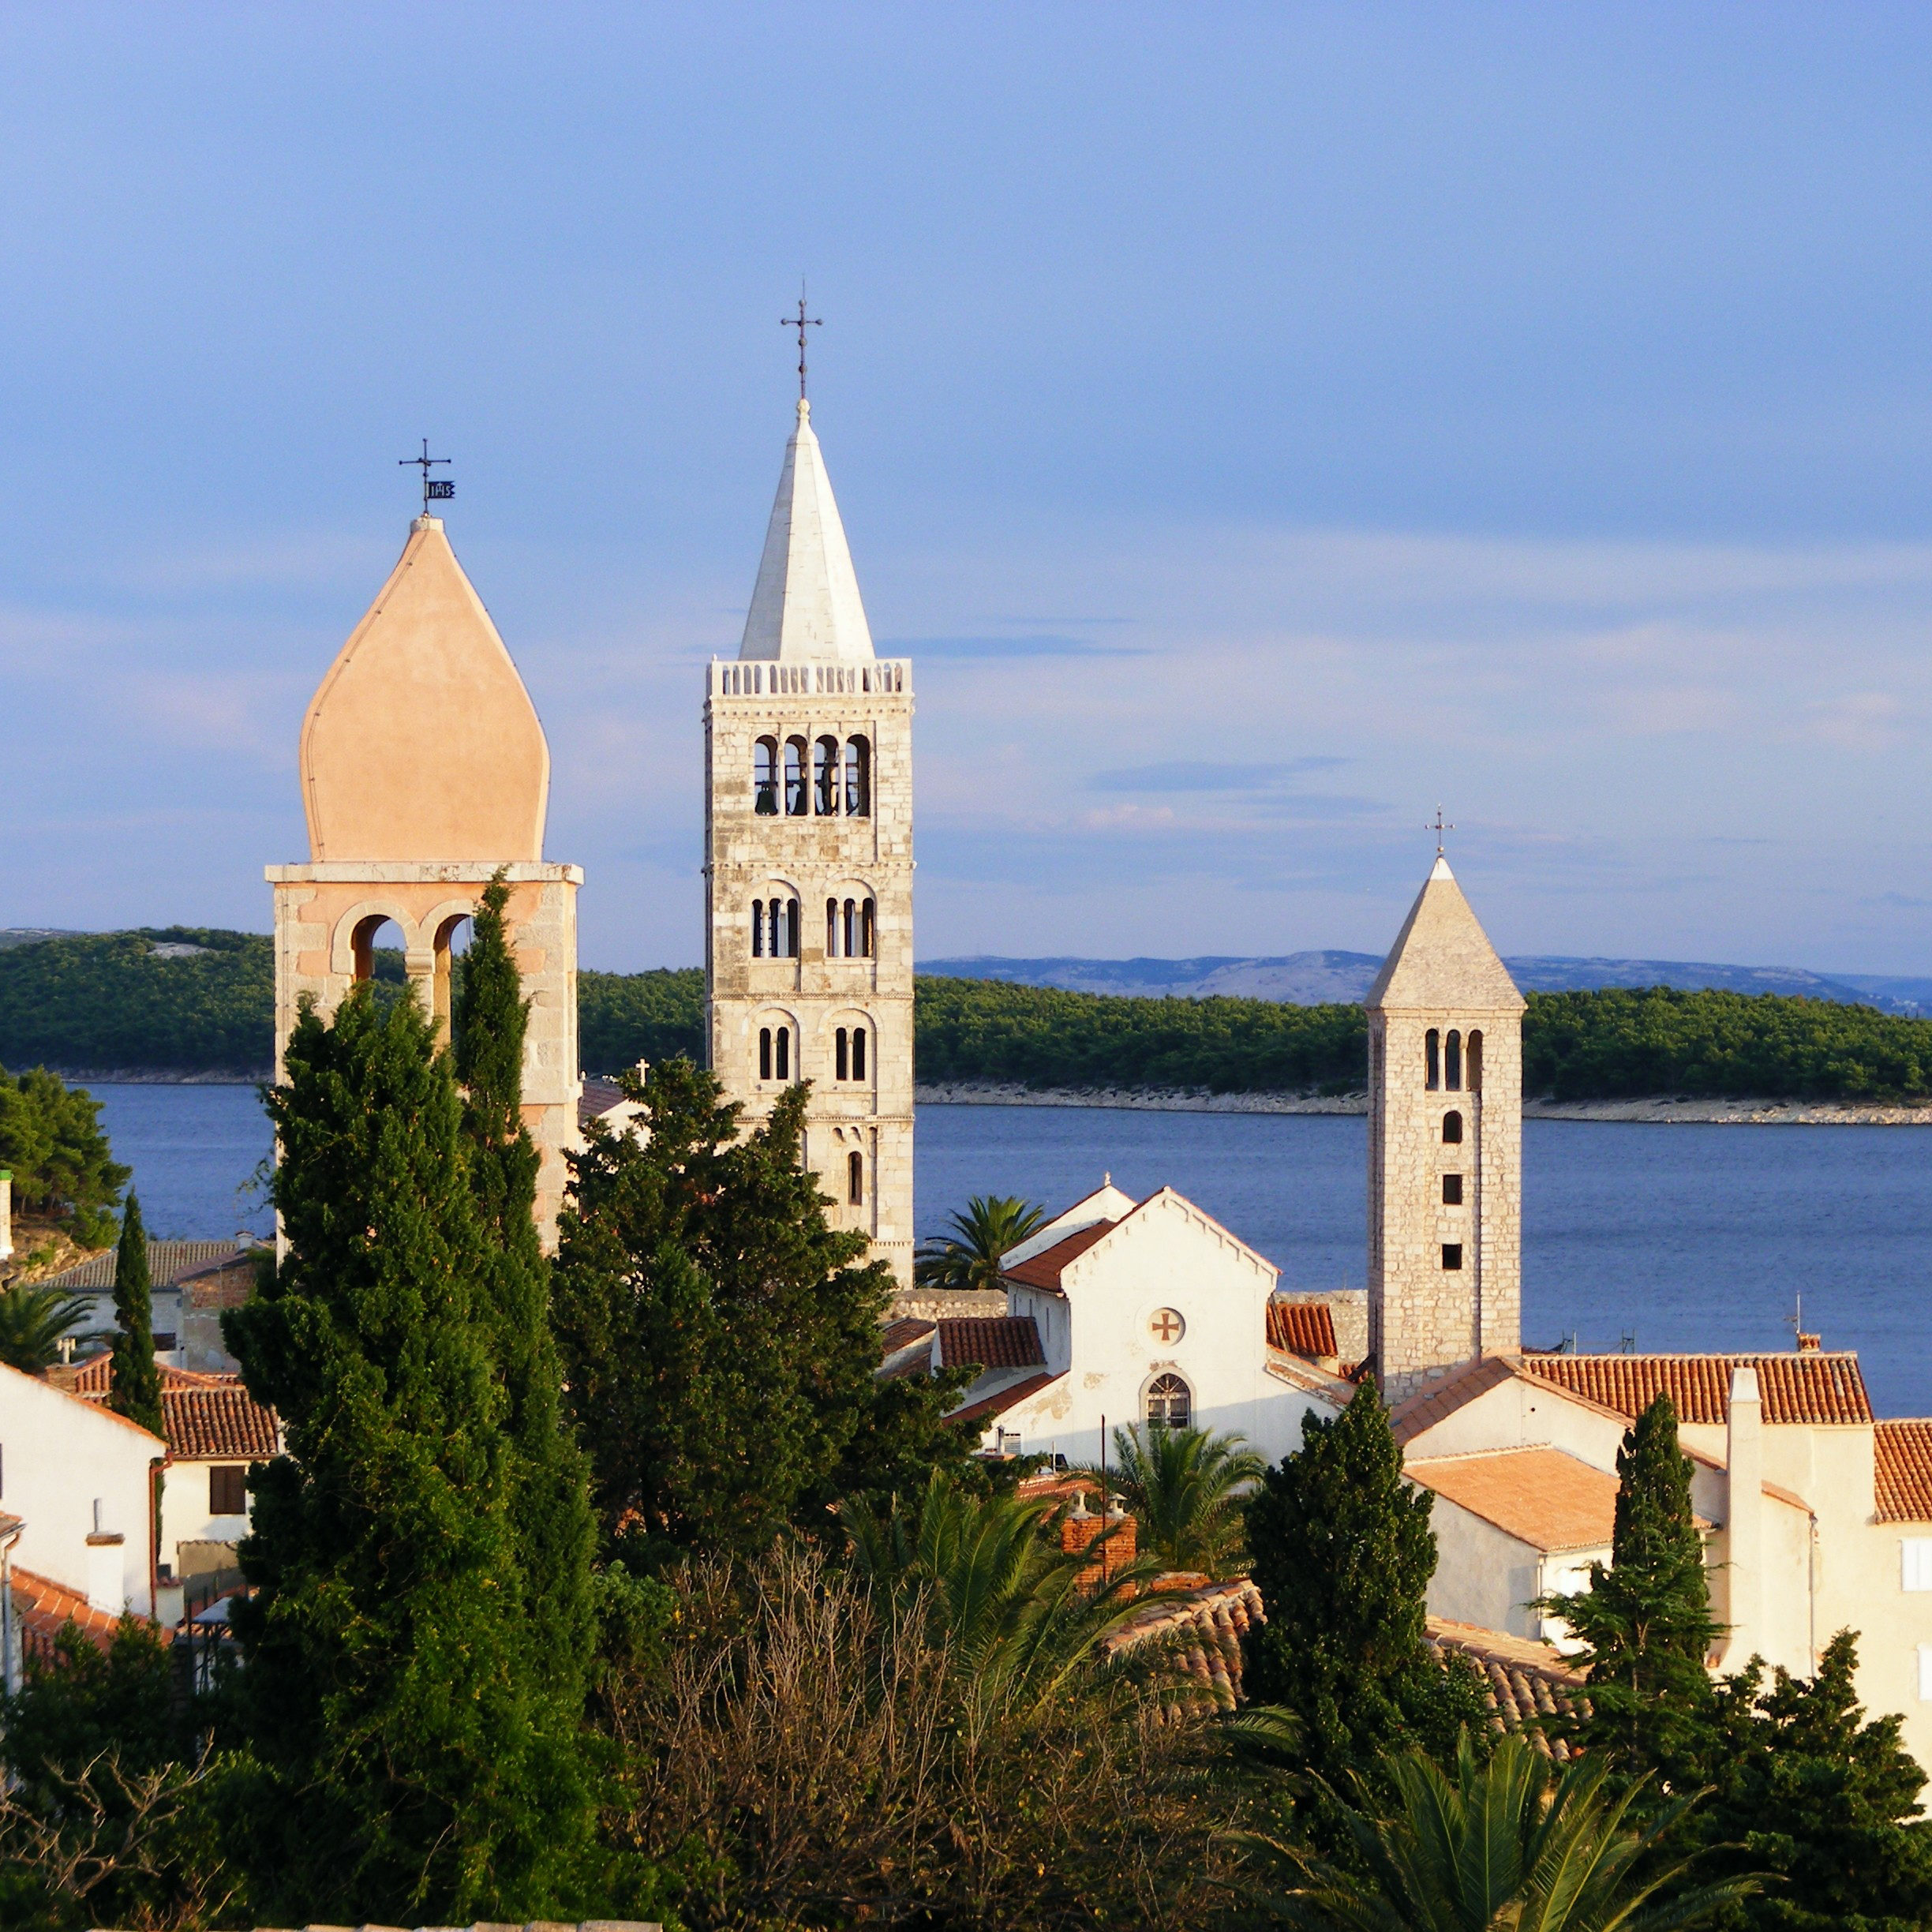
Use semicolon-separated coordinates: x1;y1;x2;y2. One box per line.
880;1317;936;1356
1000;1182;1140;1271
63;1361;279;1461
1267;1301;1337;1358
1004;1220;1115;1291
951;1371;1064;1427
1366;856;1524;1013
1390;1354;1521;1445
739;399;875;665
937;1316;1045;1372
1519;1351;1872;1426
1409;1446;1661;1554
41;1241;242;1293
1876;1420;1932;1522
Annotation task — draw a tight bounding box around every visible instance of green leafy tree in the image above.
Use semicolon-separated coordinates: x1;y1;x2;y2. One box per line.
552;1058;981;1563
913;1193;1048;1294
1539;1392;1720;1780
1077;1421;1267;1577
107;1192;164;1439
0;1066;128;1244
1248;1729;1755;1930
0;1281;95;1372
223;986;602;1924
1690;1631;1932;1930
1244;1383;1487;1797
451;874;597;1705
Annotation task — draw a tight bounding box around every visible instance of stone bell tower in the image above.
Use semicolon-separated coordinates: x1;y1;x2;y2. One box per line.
266;513;583;1244
1366;854;1525;1400
704;398;915;1283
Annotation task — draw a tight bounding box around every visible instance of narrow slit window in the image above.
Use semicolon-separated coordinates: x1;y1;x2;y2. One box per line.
814;735;840;814
754;737;779;815
758;1028;773;1081
1425;1029;1441;1091
836;1028;849;1081
1445;1029;1462;1091
826;898;840;957
844;737;871;816
1442;1173;1463;1205
751;900;765;957
1442;1243;1464;1271
853;1027;867;1080
784;737;808;815
862;897;876;957
848;1150;864;1204
843;897;857;957
775;1028;790;1080
785;898;800;957
1467;1030;1484;1094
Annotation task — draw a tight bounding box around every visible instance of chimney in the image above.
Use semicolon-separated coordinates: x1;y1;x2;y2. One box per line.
1061;1491;1136;1593
1724;1365;1762;1667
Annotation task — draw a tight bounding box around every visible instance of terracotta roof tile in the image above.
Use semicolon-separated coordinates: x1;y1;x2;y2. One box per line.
1389;1354;1521;1444
1003;1220;1114;1291
880;1317;935;1355
67;1362;278;1460
938;1315;1045;1371
950;1370;1063;1426
578;1076;627;1129
40;1241;242;1293
1408;1446;1632;1553
1103;1579;1265;1711
1520;1352;1871;1426
62;1358;233;1396
11;1565;125;1652
1877;1420;1932;1522
1426;1616;1588;1761
1267;1301;1337;1358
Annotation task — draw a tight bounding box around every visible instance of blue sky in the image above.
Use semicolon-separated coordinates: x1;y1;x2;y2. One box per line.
4;6;1932;971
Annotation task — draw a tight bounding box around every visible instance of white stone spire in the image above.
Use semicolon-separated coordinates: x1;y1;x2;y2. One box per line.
738;398;875;664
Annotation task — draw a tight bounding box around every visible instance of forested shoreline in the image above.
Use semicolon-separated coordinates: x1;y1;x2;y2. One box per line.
7;929;1932;1103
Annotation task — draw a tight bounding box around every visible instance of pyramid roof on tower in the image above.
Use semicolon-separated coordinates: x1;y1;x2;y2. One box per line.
298;517;549;863
738;399;876;664
1367;856;1525;1013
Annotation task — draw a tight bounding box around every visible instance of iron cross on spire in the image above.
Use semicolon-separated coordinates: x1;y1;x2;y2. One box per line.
782;290;822;400
399;439;454;515
1428;806;1455;856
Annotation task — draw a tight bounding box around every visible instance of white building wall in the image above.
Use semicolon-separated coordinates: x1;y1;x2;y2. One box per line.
1422;1500;1565;1642
159;1459;253;1575
0;1365;158;1615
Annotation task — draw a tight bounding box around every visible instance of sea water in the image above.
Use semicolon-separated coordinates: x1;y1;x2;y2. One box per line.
82;1086;1932;1419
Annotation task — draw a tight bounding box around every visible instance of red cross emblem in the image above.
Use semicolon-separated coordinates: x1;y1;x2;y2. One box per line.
1150;1309;1184;1344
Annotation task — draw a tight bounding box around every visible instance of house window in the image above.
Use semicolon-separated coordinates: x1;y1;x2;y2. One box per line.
1145;1372;1192;1429
1443;1110;1463;1145
1425;1028;1440;1090
848;1151;864;1204
1442;1174;1463;1206
1903;1538;1932;1591
209;1466;248;1515
1442;1244;1463;1271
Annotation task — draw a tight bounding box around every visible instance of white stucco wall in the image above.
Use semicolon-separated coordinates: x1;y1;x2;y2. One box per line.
0;1364;159;1615
1424;1500;1547;1639
159;1458;252;1575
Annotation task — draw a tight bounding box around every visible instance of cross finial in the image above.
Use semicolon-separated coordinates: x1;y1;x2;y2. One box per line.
1427;805;1455;856
399;438;453;515
782;286;822;401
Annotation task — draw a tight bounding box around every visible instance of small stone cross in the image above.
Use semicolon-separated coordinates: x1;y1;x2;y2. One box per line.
1427;806;1455;856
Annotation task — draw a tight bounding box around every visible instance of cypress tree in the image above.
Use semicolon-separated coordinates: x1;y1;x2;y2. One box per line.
450;873;597;1702
107;1190;164;1438
1243;1381;1488;1799
223;986;598;1924
1540;1391;1720;1780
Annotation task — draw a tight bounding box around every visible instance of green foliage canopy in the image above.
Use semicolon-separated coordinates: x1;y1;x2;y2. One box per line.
0;1065;127;1244
107;1192;164;1440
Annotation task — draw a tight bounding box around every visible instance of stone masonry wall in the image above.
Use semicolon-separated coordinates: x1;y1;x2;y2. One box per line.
704;661;915;1284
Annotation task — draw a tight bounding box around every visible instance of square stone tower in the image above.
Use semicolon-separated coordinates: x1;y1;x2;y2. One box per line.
1366;855;1525;1401
705;399;915;1283
268;515;582;1245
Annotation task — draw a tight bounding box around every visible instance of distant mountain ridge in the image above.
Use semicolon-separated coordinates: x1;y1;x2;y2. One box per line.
919;952;1932;1016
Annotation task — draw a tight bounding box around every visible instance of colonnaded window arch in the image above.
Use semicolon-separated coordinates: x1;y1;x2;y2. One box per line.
814;735;840;815
1445;1029;1462;1092
758;1020;794;1083
833;1021;870;1082
754;736;779;815
431;912;471;1042
844;736;871;816
784;737;808;815
757;894;799;958
823;892;878;958
1425;1028;1441;1091
1145;1372;1192;1429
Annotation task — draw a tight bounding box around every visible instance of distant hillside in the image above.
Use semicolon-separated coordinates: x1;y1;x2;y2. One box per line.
920;952;1932;1015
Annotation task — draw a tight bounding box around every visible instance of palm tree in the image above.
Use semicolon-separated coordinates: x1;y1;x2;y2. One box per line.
0;1279;97;1372
912;1194;1048;1295
1078;1421;1267;1578
841;1467;1161;1718
1247;1730;1757;1930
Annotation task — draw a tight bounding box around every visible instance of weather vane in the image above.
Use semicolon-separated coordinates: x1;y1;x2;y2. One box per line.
399;439;454;515
781;286;822;400
1427;806;1455;856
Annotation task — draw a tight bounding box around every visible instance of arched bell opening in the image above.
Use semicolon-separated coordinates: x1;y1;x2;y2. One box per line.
432;912;472;1044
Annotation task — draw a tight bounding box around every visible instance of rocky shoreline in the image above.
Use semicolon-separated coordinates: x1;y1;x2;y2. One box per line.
913;1081;1932;1125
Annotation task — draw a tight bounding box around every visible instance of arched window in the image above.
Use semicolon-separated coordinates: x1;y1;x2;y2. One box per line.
1443;1110;1463;1146
1425;1029;1441;1091
784;897;800;958
752;900;766;957
836;1027;849;1081
758;1028;772;1080
1467;1030;1484;1094
753;737;779;815
842;897;857;957
844;737;871;816
848;1151;864;1205
826;897;840;957
775;1026;791;1080
1146;1372;1192;1429
862;897;876;957
852;1026;867;1080
1445;1029;1462;1092
784;737;808;815
814;735;840;814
